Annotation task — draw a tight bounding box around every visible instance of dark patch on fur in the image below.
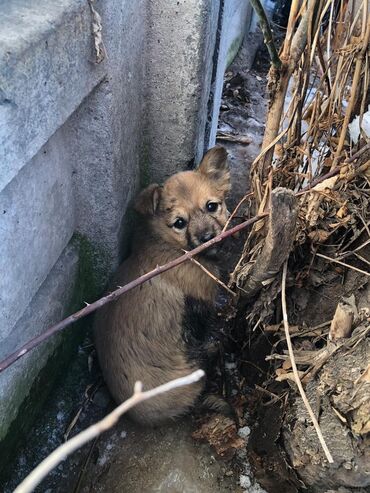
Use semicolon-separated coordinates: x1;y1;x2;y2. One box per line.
182;297;217;365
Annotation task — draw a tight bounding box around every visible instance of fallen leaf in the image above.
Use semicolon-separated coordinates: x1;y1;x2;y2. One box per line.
329;295;357;340
308;229;331;242
336;203;348;218
276;371;305;383
192;415;246;460
311;176;338;192
306;176;338;227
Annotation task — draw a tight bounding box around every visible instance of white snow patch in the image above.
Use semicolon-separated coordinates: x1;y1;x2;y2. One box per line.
349;105;370;144
239;455;268;493
238;426;251;439
240;474;252;489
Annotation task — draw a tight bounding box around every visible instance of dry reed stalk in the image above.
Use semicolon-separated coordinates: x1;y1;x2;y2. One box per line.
281;261;334;463
233;0;370;289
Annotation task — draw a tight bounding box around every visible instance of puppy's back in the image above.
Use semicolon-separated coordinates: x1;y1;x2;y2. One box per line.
94;257;204;424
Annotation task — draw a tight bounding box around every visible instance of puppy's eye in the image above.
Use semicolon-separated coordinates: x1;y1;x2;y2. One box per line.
206;202;218;213
173;218;187;229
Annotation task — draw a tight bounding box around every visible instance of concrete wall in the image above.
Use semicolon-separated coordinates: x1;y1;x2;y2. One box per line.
0;0;255;460
206;0;254;147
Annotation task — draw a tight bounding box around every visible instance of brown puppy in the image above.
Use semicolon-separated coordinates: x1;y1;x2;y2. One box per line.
94;146;230;424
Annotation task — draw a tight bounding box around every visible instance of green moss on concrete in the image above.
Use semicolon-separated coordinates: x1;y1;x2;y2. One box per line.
0;236;108;483
140;141;151;188
226;34;244;68
73;232;110;296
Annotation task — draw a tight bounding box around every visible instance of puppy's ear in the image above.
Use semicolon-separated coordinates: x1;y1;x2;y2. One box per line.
198;146;230;193
134;184;161;216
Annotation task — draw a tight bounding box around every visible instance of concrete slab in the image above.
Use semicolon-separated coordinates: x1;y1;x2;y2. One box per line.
207;0;253;147
0;0;106;191
0;243;79;443
0;0;259;480
63;0;146;279
145;0;221;182
0;134;74;341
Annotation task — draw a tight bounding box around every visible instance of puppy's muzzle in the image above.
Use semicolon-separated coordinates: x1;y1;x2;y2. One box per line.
197;231;219;258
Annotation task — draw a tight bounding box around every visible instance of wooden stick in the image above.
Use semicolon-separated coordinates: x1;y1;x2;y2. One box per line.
281;261;334;463
238;188;298;297
2;150;367;374
13;370;205;493
316;253;370;277
248;0;282;69
0;213;268;373
186;255;237;297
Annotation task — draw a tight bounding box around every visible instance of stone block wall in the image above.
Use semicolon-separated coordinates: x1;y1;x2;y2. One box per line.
0;0;258;464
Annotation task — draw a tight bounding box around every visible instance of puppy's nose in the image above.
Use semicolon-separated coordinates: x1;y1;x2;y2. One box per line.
200;232;215;243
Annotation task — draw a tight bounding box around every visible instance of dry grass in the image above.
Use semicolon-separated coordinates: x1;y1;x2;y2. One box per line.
230;0;370;299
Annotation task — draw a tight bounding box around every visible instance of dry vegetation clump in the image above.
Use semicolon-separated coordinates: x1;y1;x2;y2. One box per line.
222;1;370;491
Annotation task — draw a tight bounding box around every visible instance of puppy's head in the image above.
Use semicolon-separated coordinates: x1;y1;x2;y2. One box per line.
135;146;230;257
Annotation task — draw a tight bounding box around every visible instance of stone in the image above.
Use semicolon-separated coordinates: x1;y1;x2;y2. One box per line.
0;135;74;341
0;0;106;191
145;0;221;181
0;243;79;443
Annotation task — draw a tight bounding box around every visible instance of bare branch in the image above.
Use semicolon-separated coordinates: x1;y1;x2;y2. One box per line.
185;254;237;297
0;213;268;374
14;370;205;493
254;0;318;187
1;152;366;374
281;261;334;463
335;10;370;160
316;253;370;277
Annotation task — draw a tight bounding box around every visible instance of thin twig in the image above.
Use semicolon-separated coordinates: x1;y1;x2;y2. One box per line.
338;238;370;259
14;370;205;493
281;261;334;463
345;142;370;163
316;252;370;277
0;213;268;373
185;254;237;297
249;0;282;69
72;436;98;493
222;193;253;232
354;252;370;268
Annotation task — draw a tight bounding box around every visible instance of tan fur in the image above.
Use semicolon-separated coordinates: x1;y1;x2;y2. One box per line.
94;146;230;424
